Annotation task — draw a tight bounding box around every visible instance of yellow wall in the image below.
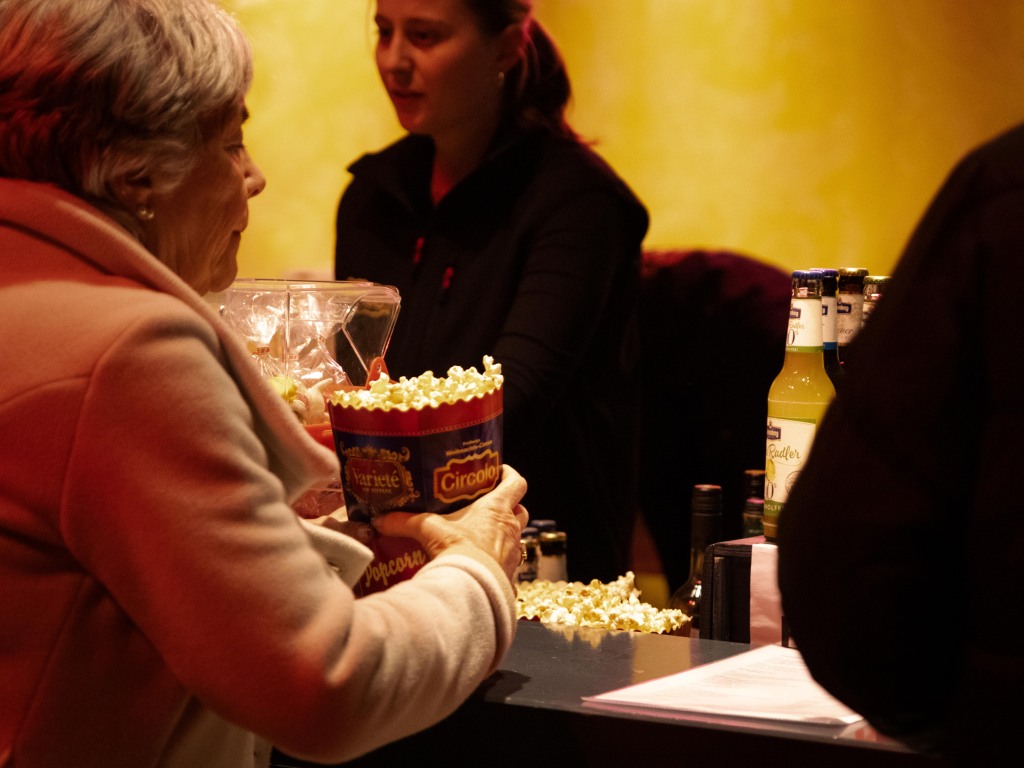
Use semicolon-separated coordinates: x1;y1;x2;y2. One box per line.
227;0;1024;280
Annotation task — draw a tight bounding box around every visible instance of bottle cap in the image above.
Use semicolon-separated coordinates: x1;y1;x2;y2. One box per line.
530;519;557;533
538;530;568;555
743;469;766;499
691;484;724;548
790;270;823;299
691;484;723;514
863;275;890;300
809;268;838;296
837;267;868;291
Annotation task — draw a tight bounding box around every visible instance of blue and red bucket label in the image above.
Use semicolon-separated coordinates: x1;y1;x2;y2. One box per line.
329;387;503;523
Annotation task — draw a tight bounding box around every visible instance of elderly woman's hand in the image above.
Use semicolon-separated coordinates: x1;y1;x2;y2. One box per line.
371;465;529;582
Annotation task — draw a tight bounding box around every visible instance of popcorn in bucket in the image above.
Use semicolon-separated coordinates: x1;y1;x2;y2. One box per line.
329;358;503;519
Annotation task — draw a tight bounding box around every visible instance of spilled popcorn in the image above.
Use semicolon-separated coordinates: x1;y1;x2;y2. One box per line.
516;572;688;634
330;356;503;411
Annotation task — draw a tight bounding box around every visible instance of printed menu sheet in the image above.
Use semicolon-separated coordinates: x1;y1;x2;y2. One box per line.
583;644;863;726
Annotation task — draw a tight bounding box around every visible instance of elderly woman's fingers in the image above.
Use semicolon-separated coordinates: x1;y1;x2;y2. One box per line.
369;510;420;539
486;465;528;509
369;465;530;578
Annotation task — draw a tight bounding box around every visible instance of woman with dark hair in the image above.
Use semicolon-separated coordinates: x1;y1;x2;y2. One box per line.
335;0;649;583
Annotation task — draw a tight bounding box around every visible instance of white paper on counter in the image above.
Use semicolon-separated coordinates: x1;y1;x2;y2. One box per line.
583;644;862;726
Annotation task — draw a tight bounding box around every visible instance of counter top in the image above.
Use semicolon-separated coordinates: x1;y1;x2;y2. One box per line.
272;620;949;767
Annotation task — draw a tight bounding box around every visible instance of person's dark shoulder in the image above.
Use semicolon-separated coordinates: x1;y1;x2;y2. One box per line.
941;122;1024;206
970;122;1024;177
887;122;1024;272
535;133;638;197
521;131;649;235
339;135;433;220
345;134;430;178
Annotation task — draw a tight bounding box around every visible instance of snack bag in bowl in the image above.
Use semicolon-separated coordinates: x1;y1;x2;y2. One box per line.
328;356;504;595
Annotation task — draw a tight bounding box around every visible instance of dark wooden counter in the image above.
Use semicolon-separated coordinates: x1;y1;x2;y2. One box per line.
272;620;949;767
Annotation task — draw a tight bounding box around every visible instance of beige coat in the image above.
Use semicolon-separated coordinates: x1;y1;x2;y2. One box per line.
0;179;516;767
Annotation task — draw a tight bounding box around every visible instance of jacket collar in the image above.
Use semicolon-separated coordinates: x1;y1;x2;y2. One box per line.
347;121;544;213
0;177;340;496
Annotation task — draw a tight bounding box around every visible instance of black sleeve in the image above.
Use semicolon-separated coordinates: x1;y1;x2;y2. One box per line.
777;143;999;753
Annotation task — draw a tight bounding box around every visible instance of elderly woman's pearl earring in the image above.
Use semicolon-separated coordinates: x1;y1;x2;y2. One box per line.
136;205;155;221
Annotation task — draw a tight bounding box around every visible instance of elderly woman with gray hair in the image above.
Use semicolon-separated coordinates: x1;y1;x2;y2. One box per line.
0;1;528;766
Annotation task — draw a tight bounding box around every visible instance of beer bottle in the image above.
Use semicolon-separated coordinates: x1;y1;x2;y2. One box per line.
836;267;868;368
741;468;766;538
667;484;723;635
537;531;568;582
814;268;842;387
763;270;836;542
862;275;890;327
514;526;540;583
530;519;568;581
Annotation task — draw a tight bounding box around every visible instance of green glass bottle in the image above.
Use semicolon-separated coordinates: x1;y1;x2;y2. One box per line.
763;271;836;541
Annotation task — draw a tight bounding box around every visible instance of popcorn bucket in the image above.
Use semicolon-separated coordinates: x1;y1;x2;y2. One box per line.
328;362;504;596
352;534;431;596
328;387;503;521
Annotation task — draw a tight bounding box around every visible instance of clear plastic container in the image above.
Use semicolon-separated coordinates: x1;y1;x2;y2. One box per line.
218;278;401;522
219;278;401;422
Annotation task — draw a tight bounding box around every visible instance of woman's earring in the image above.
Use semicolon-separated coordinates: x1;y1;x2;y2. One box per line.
497;70;506;90
136;205;155;222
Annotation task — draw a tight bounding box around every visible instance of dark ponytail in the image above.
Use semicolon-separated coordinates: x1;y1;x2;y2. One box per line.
465;0;578;141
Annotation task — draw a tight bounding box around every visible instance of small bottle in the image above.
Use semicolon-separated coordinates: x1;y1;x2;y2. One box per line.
741;468;766;538
836;267;868;368
742;498;765;538
514;526;539;583
764;270;836;542
814;268;842;388
530;519;557;535
742;468;766;505
537;530;568;582
861;275;890;327
667;484;723;636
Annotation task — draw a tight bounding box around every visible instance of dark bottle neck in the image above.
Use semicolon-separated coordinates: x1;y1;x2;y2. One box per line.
689;510;721;578
689;548;706;585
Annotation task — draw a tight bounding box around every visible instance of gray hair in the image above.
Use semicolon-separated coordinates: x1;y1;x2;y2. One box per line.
0;0;253;236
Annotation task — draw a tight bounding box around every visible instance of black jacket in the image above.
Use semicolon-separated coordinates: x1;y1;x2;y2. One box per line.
335;124;649;582
779;123;1024;766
